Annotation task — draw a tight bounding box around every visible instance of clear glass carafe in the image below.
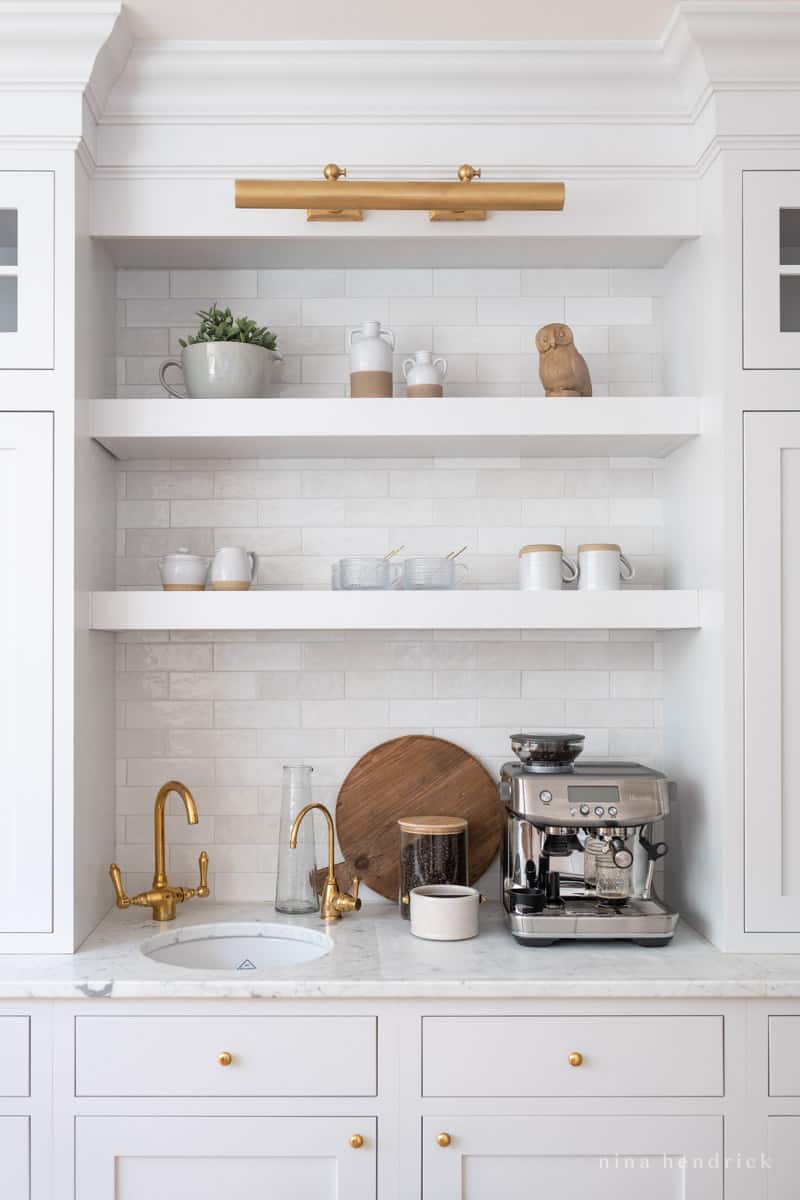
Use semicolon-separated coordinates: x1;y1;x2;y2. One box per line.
275;764;319;914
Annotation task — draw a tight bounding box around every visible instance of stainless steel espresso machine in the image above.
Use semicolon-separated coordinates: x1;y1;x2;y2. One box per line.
499;733;678;946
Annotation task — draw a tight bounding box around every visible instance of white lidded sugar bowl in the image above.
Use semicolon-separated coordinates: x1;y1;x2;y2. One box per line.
158;548;210;591
402;350;448;397
349;320;395;398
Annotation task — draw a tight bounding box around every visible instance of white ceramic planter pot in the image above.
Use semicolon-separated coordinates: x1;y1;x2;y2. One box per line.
159;342;283;399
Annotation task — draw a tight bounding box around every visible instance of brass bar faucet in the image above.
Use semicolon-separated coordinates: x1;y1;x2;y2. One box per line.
109;780;210;921
289;803;361;922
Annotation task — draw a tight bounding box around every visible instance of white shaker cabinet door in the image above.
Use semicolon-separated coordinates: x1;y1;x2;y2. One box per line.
0;1117;30;1200
744;412;800;931
423;1114;722;1199
0;172;54;369
768;1117;800;1198
0;413;53;933
75;1116;377;1200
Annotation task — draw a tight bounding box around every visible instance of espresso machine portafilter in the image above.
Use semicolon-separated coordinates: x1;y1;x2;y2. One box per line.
499;733;678;946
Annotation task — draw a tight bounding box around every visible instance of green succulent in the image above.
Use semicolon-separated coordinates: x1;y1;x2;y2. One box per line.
179;305;278;352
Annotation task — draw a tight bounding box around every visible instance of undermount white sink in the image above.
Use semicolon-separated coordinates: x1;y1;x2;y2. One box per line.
141;921;333;971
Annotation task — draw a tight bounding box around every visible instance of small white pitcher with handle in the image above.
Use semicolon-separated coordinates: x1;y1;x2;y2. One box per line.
402;350;447;397
208;547;257;591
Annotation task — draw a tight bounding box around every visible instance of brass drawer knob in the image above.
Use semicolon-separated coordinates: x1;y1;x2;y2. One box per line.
217;1051;233;1067
568;1051;583;1067
436;1132;452;1148
349;1134;364;1149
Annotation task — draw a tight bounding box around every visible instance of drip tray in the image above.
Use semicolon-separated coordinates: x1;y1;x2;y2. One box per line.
506;897;678;946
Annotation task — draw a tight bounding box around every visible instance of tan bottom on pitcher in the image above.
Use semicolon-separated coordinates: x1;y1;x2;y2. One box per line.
209;581;251;591
350;370;393;398
407;384;443;398
162;583;205;591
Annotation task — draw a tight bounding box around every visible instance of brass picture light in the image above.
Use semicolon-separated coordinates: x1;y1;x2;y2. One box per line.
235;163;565;222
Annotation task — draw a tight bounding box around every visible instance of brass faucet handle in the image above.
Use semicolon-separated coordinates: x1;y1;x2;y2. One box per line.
109;864;132;909
197;850;210;897
334;876;362;914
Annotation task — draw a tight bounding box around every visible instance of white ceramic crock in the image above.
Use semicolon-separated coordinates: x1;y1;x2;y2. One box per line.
518;544;578;591
158;548;210;591
159;342;284;399
409;884;483;942
402;350;447;397
208;546;257;591
576;543;635;591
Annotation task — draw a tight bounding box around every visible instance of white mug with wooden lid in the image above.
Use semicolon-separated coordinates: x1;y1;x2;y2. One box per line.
518;544;578;591
577;543;635;590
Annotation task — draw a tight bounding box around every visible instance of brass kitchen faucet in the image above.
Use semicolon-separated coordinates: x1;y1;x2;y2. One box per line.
109;780;209;921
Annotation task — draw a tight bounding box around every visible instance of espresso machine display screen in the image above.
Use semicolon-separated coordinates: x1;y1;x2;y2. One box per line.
567;785;620;805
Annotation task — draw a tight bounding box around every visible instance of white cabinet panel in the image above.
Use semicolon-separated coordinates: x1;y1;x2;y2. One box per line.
422;1015;723;1097
768;1117;800;1199
0;1016;30;1095
0;173;53;369
75;1014;377;1096
744;171;800;369
744;412;800;931
0;1117;29;1200
76;1116;376;1200
769;1017;800;1095
0;413;53;933
423;1114;722;1199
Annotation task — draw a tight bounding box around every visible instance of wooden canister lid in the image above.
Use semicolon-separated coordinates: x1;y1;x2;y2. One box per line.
397;815;468;835
577;543;621;552
518;543;563;556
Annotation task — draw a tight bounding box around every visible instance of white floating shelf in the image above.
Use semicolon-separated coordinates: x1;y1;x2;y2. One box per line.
91;589;702;632
91;396;699;461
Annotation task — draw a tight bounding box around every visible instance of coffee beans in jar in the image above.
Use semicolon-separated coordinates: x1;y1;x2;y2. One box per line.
398;815;468;919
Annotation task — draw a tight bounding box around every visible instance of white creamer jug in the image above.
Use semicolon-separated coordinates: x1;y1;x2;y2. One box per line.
349;321;395;397
402;350;447;397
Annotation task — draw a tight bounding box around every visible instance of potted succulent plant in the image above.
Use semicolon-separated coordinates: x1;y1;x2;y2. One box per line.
158;305;283;399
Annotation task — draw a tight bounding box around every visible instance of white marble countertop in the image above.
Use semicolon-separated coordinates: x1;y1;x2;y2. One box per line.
1;902;800;999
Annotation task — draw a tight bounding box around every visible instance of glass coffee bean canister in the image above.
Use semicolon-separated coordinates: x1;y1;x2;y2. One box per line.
398;815;468;919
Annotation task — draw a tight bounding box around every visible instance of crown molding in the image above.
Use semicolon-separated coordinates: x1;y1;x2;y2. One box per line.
0;2;129;134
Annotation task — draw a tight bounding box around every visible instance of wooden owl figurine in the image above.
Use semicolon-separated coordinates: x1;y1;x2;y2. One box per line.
535;322;592;397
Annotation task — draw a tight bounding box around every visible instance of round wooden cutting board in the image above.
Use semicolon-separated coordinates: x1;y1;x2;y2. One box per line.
335;734;503;901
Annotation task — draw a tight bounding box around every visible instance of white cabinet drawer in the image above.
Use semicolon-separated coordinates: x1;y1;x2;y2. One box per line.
75;1015;376;1097
769;1016;800;1095
0;1016;29;1096
422;1015;723;1097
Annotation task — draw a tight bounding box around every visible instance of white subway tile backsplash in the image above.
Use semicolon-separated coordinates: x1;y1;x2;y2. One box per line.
477;297;563;326
117;270;169;299
566;297;653;326
114;263;668;895
346;268;432;297
170;269;258;298
258;269;344;298
434;268;520;297
522;268;609;297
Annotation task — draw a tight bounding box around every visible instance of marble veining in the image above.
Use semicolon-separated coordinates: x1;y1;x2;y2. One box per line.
1;903;800;998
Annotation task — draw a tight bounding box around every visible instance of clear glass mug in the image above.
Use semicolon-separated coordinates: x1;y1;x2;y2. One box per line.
332;557;403;590
402;557;468;590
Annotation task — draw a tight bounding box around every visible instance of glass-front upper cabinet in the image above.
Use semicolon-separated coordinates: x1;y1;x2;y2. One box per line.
0;172;54;369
